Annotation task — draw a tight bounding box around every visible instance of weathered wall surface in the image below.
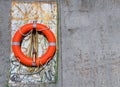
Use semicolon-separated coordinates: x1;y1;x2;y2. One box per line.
0;0;120;87
61;0;120;87
0;0;11;87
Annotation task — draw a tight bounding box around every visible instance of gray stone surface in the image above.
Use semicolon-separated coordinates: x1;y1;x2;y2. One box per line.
0;0;120;87
61;0;120;87
0;0;11;87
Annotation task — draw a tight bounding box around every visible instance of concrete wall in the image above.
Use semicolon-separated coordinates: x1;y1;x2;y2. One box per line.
0;0;11;87
0;0;120;87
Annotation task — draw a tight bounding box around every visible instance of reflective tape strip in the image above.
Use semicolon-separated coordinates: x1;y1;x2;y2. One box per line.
33;23;36;28
49;42;56;46
12;42;20;45
32;62;36;66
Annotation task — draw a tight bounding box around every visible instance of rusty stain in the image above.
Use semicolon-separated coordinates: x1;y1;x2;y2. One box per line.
11;1;57;25
111;62;120;75
79;67;90;77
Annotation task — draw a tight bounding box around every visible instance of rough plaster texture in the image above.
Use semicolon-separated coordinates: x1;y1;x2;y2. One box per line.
0;0;11;87
0;0;120;87
61;0;120;87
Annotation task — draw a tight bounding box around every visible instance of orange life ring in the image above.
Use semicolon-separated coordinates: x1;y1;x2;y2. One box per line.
12;23;56;67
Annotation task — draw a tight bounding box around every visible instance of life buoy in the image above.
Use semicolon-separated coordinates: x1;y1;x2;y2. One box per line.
12;23;56;67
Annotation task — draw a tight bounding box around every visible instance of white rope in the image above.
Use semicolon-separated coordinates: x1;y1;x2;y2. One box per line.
19;29;32;36
19;27;50;37
37;28;50;31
